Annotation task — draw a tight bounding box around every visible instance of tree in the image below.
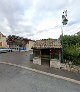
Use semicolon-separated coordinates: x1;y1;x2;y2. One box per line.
63;33;80;65
7;35;23;47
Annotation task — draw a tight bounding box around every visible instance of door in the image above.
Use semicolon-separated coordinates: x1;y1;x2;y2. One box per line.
41;49;50;66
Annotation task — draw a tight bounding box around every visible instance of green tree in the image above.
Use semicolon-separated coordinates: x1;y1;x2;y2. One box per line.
62;33;80;65
6;35;23;47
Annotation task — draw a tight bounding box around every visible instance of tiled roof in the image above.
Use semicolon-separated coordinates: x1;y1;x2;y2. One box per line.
32;39;62;49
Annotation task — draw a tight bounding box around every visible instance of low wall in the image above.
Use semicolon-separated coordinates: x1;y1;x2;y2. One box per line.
50;59;80;73
33;57;41;65
60;63;80;73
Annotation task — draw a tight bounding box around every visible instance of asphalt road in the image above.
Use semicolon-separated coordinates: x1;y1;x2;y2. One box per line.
0;63;80;92
0;51;30;65
0;51;80;81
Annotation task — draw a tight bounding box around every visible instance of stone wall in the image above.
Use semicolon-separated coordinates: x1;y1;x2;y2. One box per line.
50;59;80;73
33;57;80;73
60;63;80;73
33;57;41;65
50;59;61;68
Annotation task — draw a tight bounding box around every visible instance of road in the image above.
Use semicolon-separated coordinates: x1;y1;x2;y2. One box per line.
0;51;80;81
0;51;30;65
0;63;80;92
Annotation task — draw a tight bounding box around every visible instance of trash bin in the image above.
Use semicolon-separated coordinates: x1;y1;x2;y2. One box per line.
30;53;33;61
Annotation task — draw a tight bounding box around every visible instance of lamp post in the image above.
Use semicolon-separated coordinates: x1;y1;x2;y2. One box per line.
61;10;68;63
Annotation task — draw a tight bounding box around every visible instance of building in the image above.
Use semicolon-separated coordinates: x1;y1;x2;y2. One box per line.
0;32;9;48
32;39;62;68
25;40;35;51
8;38;35;51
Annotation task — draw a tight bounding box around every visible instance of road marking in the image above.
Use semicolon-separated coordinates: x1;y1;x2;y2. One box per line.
0;61;80;85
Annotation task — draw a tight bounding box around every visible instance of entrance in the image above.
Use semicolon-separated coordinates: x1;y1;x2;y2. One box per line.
41;49;50;67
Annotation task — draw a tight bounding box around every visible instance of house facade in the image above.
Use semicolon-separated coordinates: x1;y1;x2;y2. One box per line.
25;40;35;51
8;38;35;51
0;32;9;48
32;39;62;68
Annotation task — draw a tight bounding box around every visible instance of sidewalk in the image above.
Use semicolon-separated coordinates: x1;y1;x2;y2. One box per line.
23;61;80;81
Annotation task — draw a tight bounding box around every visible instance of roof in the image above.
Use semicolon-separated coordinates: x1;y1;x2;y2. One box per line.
32;39;62;49
0;32;6;37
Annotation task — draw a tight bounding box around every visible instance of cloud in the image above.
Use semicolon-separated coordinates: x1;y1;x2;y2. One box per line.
0;0;80;40
0;0;33;35
36;0;68;12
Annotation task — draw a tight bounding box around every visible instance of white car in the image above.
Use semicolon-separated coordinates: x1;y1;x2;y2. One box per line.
0;48;12;53
0;48;8;53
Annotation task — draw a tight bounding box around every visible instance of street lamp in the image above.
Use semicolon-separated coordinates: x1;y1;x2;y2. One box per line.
62;10;68;25
61;10;68;63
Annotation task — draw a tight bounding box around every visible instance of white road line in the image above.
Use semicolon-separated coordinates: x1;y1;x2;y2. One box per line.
0;61;80;85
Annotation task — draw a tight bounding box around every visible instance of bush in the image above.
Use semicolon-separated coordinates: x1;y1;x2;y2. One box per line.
62;34;80;65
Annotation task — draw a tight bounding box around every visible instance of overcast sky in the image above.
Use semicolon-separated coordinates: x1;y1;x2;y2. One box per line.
0;0;80;40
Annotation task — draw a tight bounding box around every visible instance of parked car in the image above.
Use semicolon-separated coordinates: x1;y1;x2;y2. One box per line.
0;48;12;53
19;48;27;52
0;48;8;53
20;49;28;52
6;48;13;52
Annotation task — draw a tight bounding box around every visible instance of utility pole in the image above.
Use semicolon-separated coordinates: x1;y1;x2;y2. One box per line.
61;10;68;63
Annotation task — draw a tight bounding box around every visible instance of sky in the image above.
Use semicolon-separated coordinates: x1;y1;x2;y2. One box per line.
0;0;80;40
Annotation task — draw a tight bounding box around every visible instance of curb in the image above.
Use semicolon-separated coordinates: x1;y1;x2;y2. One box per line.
0;61;80;85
